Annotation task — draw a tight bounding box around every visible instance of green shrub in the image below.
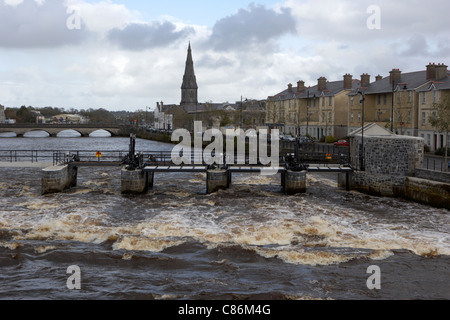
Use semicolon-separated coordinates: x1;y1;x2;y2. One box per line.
435;147;450;156
325;136;338;143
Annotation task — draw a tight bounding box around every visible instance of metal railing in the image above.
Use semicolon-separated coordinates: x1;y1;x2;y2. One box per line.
1;148;354;169
0;150;54;163
423;156;450;172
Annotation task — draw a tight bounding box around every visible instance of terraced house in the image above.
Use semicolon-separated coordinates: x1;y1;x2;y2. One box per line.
347;63;449;151
416;63;450;151
266;75;361;140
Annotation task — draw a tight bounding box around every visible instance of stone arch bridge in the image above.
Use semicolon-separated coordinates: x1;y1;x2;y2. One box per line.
0;123;128;137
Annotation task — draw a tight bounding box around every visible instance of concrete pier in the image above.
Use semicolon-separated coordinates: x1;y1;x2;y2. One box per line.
206;169;229;194
283;170;306;195
121;168;150;194
41;165;78;195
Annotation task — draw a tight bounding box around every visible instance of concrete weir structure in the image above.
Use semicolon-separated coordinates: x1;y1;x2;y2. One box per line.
121;168;154;195
282;170;307;195
41;165;78;195
206;169;229;194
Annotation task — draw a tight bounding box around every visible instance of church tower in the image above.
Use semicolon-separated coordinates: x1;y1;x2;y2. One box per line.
181;42;198;106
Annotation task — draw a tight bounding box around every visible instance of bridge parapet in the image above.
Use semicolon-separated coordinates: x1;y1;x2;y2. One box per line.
0;123;127;137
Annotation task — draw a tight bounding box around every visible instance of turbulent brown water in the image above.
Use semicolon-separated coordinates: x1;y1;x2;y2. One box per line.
0;136;449;300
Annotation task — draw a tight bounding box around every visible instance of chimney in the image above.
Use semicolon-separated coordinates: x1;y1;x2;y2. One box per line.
288;83;293;93
297;80;305;92
426;63;436;80
389;69;402;84
435;63;448;81
360;73;371;88
375;75;383;82
318;77;327;91
343;74;353;90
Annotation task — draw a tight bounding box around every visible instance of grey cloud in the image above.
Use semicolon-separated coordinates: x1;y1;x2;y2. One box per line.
0;0;89;48
400;34;430;57
207;4;297;51
108;21;195;51
197;54;235;68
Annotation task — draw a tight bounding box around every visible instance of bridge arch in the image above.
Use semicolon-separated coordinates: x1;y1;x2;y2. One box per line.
23;130;51;138
0;131;17;137
89;129;113;137
57;129;83;138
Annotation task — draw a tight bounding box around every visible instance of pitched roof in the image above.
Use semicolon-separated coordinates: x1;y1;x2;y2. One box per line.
269;79;361;101
416;71;450;92
348;70;450;96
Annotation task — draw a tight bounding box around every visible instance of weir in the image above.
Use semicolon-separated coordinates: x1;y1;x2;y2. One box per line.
37;134;354;195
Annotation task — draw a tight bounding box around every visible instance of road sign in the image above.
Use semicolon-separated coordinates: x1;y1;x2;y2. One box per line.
96;152;102;158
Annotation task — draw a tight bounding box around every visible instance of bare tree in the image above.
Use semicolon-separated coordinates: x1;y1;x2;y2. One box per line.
430;95;450;172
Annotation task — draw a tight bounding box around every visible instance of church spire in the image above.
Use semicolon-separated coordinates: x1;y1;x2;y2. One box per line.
181;42;198;106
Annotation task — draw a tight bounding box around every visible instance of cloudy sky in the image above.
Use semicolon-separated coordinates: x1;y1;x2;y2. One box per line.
0;0;449;111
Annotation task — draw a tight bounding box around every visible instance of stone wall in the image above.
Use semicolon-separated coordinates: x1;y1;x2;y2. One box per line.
345;134;424;196
403;177;450;210
415;168;450;184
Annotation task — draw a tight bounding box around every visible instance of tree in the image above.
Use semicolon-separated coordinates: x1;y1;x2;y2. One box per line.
16;106;35;123
430;95;450;172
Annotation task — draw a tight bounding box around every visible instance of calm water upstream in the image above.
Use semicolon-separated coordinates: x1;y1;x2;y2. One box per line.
0;134;449;300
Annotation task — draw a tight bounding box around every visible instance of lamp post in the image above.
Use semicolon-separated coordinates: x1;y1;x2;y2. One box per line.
358;90;366;171
391;81;396;133
240;96;247;129
306;91;310;136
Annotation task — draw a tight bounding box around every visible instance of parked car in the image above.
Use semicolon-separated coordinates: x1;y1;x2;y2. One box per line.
299;136;314;144
284;135;296;142
334;140;349;147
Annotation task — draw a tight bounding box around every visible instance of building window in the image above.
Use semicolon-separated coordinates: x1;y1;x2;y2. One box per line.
358;112;361;123
407;111;411;124
397;91;401;104
351;112;354;123
377;95;381;105
408;91;412;103
322;112;325;122
383;94;387;105
376;110;382;121
422;112;426;126
350;96;354;106
329;96;332;106
328;112;332;122
427;134;431;146
322;98;325;107
422;92;426;104
433;90;438;103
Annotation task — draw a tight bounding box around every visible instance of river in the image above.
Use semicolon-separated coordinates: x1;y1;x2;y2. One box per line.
0;133;449;300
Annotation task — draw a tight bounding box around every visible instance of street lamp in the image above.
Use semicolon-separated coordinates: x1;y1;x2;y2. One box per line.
391;81;396;133
358;89;366;171
240;96;248;129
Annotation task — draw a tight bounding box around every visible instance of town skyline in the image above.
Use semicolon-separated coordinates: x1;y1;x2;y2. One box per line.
1;0;449;111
